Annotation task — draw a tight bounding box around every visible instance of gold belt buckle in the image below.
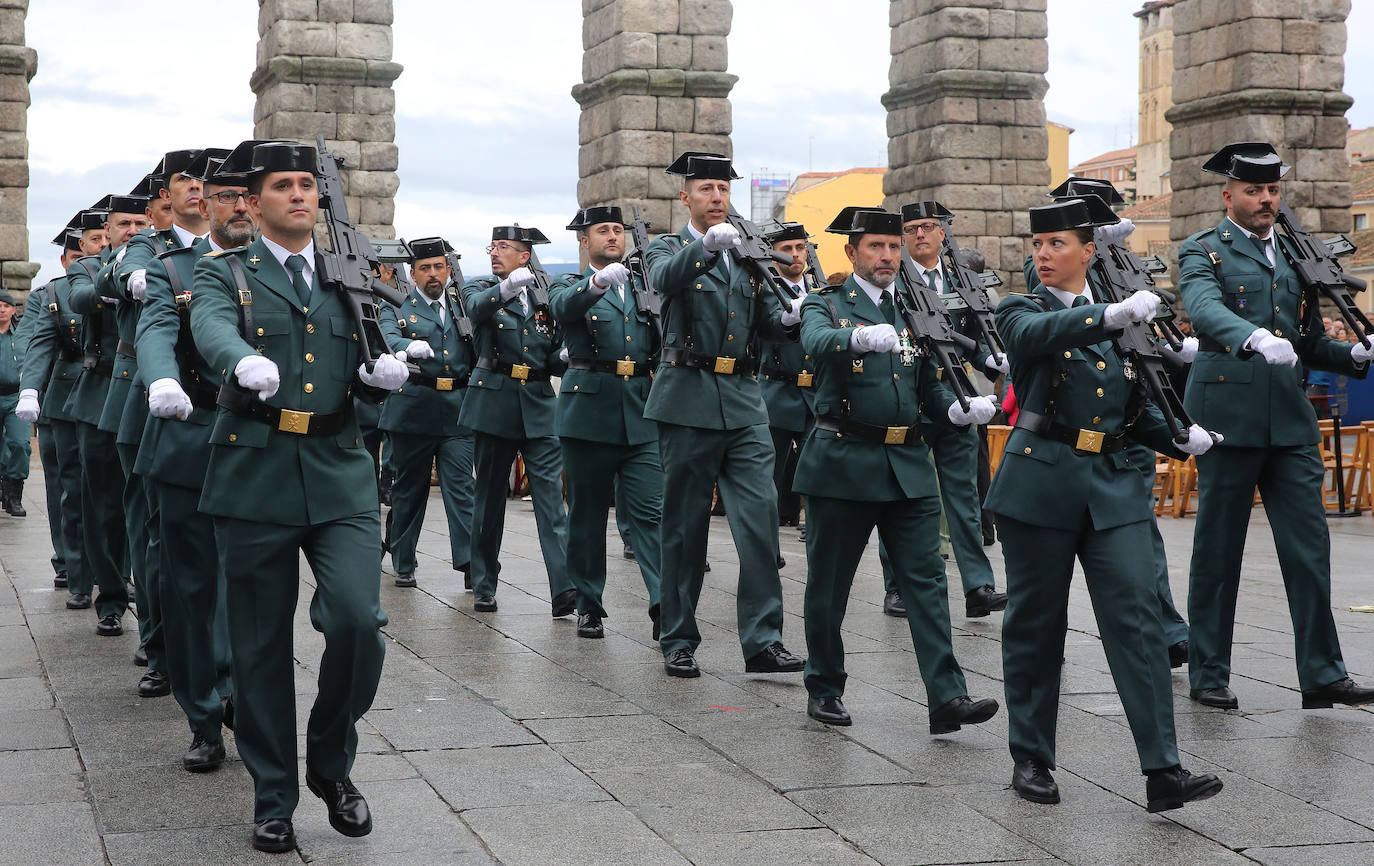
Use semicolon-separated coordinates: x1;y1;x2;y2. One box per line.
616;359;636;377
238;289;253;306
1075;428;1104;453
796;372;814;388
714;356;736;375
884;426;908;445
510;364;531;380
277;408;312;435
435;377;454;391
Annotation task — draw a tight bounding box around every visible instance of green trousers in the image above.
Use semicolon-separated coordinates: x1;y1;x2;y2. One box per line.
386;431;474;577
614;479;632;547
75;421;128;619
770;425;806;525
561;437;663;620
117;442;161;672
805;494;967;706
470;432;570;599
0;394;30;479
1149;515;1189;646
154;481;232;740
999;513;1179;772
656;422;785;659
1187;444;1346;692
214;511;387;821
49;419;86;599
37;422;68;576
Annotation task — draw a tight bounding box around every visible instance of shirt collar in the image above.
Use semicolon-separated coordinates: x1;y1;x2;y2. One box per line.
259;235;315;280
1045;279;1094;310
170;223;202;249
852;273;890;306
207;235;224;253
1232;219;1273;243
415;285;446;310
686;221;705;241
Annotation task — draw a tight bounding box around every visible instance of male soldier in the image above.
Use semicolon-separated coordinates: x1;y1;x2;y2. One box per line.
66;192;149;636
134;146;243;772
896;201;1008;620
0;288;29;516
551;206;663;639
645;151;805;678
795;206;1001;729
379;236;475;589
189;141;409;853
1180;141;1374;710
459;226;572;615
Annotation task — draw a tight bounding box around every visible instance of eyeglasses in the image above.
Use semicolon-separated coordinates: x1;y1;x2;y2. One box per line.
208;190;249;205
485;242;524;255
903;222;942;236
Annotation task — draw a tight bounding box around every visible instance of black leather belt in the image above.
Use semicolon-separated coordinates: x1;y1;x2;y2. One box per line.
116;340;137;359
0;383;18;396
475;357;551;382
82;354;114;377
1014;410;1127;454
215;386;350;436
661;347;757;377
408;371;470;391
815;415;922;445
762;365;814;388
1196;335;1232;354
567;357;654;378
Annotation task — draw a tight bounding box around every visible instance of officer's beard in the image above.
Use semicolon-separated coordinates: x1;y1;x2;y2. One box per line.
420;279;444;300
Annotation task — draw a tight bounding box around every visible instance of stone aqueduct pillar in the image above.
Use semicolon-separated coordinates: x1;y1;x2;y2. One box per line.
0;0;35;293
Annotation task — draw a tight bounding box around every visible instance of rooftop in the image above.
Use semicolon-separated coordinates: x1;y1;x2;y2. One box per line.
1121;191;1172;221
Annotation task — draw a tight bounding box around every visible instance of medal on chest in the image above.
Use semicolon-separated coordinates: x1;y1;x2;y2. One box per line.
534;308;553;339
1122;358;1136;382
897;329;917;367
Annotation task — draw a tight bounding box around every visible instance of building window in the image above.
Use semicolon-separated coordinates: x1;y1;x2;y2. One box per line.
1357;213;1369;230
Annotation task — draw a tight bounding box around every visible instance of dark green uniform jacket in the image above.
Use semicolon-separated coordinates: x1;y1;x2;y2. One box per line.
63;249;119;426
21;278;86;421
379;284;474;436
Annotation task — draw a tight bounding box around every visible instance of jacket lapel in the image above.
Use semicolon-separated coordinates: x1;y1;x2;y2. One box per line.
1219;218;1273;271
844;277;886;326
241;239;302;312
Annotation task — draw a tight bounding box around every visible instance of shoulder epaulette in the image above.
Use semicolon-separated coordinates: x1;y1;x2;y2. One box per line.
818;283;841;293
203;245;248;259
467;277;498;288
156;245;196;261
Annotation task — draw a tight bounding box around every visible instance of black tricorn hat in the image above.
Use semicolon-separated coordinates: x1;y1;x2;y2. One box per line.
491;226;550;245
61;230;83;252
182;148;232;183
108;193;151;215
51;224;81;247
664;151;740;181
408;237;454;262
762;220;811;243
900;201;953;223
1029;198;1120;234
1201;141;1290;183
1050;194;1121;228
129;168;161;199
566;205;627;231
158;149;202;189
825;206;904;237
76;205;108;230
1048;176;1126;206
250;142;319;177
214;140;278;182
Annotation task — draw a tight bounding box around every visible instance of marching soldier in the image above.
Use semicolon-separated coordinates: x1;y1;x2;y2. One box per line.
645;151;805;678
0;289;29;516
989;197;1221;811
795;206;1002;730
459;226;573;615
1180;142;1374;710
378;236;476;589
551;206;663;639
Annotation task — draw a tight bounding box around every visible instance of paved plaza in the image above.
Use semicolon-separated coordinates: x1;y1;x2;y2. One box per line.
2;466;1374;865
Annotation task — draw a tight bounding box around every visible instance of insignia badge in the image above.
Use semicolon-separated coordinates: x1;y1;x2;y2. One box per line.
848;290;857;299
249;255;261;264
1123;359;1137;382
897;330;917;367
839;318;852;328
1221;230;1232;239
534;309;553;339
409;314;418;323
164;238;174;247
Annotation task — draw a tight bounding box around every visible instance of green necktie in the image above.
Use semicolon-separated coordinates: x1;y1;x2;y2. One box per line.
285;253;311;306
924;269;938;293
879;290;898;327
1071;294;1088;308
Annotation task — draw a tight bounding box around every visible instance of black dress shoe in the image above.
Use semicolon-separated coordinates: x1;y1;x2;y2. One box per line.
1190;686;1238;709
1146;765;1223;812
551;588;578;618
744;642;805;673
474;595;497;612
882;590;906;618
929;694;1000;734
663;648;700;678
1012;760;1060;804
577;613;604;639
138;670;170;698
393;572;416;588
305;770;373;837
53;570;68;589
183;733;225;772
776;555;786;570
133;643;149;667
622;544;636;561
1301;676;1374;709
96;614;123;636
966;586;1009;617
66;593;91;610
982;528;997;547
252;818;295;853
807;696;852;726
1168;640;1189;669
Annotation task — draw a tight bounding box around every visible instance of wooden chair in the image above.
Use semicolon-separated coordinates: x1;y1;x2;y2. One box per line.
1171;456;1199;518
986;424;1011;478
1153;457;1175;516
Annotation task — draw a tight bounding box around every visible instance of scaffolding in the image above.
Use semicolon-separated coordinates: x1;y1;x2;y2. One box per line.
750;172;790;222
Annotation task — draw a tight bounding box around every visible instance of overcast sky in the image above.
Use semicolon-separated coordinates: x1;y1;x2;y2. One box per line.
23;0;1374;282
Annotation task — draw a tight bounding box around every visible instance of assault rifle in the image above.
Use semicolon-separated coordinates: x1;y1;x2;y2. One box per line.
625;206;664;336
1275;202;1371;349
806;242;827;288
935;221;1007;367
895;255;980;412
442;250;475;344
725;206;802;307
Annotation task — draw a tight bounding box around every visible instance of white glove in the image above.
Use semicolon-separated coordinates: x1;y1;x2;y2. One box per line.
499;267;534;301
1352;341;1374;364
702;223;741;253
403;339;434;360
947;395;998;426
127;269;147;301
358;353;409;390
985;353;1010;375
235;354;281;400
1179;336;1199;363
780;295;804;326
559;347;569;363
1103;290;1160;329
115;245;127;264
591;262;630;289
147;377;192;419
850;323;899;354
1247;328;1298;367
15;389;39;424
1178;424;1222;456
1097;218;1136;246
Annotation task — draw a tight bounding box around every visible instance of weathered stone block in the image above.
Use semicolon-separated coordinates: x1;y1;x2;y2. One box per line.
267;20;336;58
657;96;693;132
1293;147;1348;183
266;110;337;140
336;23;392;61
360;196;394;226
985;210;1012;237
300;55;369;84
337;112;394;141
932;7;990;39
319;0;354;24
1231;52;1300;89
691;35;727;72
693;97;730;134
1299;54;1344;91
988;159;1017;185
658;34;691;69
353;85;395;115
320;139;362;165
360;141;398;172
620;0;676;34
352;0;393;25
679;0;731;36
315;84;355;113
672;131;730;160
347;170;399;198
977;98;1015;125
999;126;1047;161
259;0;317;35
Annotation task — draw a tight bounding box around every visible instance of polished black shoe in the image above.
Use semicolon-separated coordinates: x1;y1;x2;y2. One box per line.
745;642;805;673
96;614;123;636
137;670;170;698
1190;686;1238;709
930;694;1000;734
577;613;604;639
1168;640;1189;669
776;555;786;570
66;593;91;610
393;572;416;588
966;586;1009;618
53;570;68;589
882;590;906;618
474;595;497;612
807;696;852;726
133;643;148;667
622;543;636;561
4;478;26;516
1012;760;1060;804
305;770;373;837
183;733;225;773
551;588;578;618
1301;676;1374;709
252;818;295;853
1146;765;1223;812
663;648;700;678
982;527;997;547
221;696;235;732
